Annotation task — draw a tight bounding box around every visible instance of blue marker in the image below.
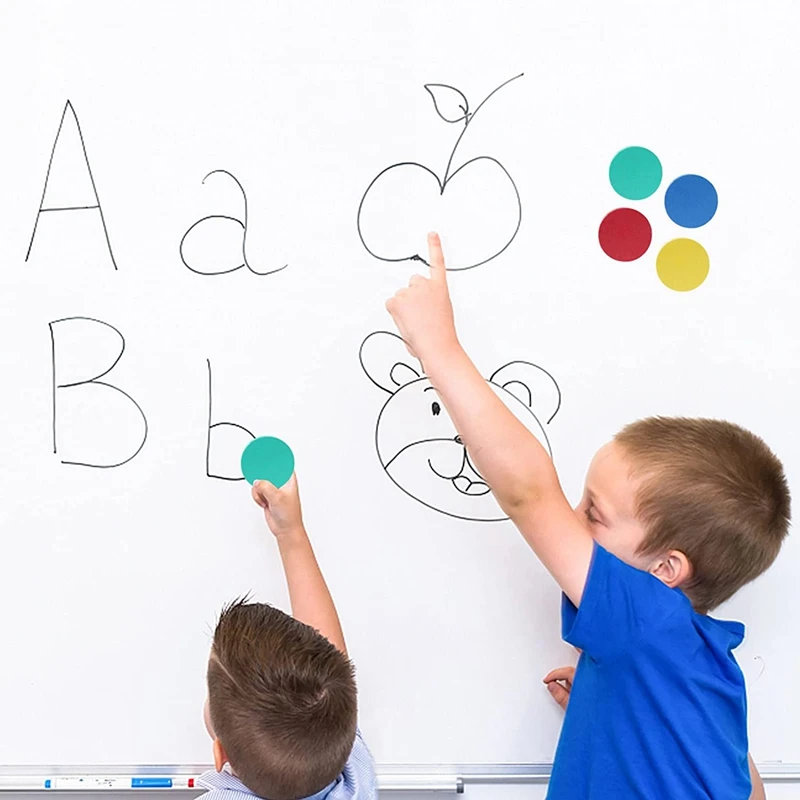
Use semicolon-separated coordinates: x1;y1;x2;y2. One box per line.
132;777;174;788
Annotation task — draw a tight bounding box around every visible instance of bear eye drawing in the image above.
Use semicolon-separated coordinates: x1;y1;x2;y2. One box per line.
431;401;441;416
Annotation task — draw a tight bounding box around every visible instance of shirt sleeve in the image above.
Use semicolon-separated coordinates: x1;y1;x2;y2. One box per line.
334;726;377;800
561;542;686;662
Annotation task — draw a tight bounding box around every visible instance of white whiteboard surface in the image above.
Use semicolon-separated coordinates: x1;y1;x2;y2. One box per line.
1;0;798;772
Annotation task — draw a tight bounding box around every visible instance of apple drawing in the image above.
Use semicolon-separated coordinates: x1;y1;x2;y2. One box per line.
357;74;523;271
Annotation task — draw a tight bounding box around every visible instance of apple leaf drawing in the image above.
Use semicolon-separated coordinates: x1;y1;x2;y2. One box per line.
424;84;470;123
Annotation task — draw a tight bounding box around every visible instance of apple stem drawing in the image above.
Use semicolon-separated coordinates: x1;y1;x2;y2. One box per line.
357;73;524;271
435;72;523;191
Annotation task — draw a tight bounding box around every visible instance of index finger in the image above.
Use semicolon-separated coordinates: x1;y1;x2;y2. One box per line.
427;232;447;283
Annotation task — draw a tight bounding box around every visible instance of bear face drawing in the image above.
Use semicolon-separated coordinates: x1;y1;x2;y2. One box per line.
359;331;561;522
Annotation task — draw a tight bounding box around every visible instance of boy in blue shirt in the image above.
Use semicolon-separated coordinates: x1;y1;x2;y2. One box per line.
198;474;376;800
385;233;790;799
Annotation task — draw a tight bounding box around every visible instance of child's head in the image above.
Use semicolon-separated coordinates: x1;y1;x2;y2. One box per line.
204;599;357;800
576;417;790;613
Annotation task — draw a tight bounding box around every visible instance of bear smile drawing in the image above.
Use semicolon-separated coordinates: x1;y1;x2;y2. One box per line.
359;331;561;522
424;443;490;497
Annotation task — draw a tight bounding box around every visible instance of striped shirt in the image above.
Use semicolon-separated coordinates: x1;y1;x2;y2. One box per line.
196;728;377;800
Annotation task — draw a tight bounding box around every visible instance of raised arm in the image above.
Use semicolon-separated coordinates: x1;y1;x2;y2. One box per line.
386;233;594;604
252;475;347;654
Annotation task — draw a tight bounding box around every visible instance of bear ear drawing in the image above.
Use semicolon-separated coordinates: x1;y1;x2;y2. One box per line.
359;331;422;394
489;361;562;424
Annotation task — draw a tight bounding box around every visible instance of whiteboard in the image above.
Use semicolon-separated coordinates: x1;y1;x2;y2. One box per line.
1;0;798;773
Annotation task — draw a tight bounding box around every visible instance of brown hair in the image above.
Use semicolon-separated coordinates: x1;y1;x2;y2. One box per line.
207;599;357;800
615;417;791;613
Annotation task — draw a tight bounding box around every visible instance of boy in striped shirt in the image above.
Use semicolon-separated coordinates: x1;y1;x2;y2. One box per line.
198;474;376;800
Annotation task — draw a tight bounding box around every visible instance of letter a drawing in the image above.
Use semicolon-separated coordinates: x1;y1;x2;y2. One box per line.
26;100;118;269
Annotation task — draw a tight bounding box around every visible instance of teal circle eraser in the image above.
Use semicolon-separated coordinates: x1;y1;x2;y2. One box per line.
241;437;294;487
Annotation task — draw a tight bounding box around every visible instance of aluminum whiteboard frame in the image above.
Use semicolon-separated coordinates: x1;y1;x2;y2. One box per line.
1;764;799;793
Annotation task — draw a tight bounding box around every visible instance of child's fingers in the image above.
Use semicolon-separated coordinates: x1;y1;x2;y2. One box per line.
385;292;405;317
427;232;447;283
252;480;279;507
543;666;575;687
250;489;267;508
547;681;571;711
544;665;575;713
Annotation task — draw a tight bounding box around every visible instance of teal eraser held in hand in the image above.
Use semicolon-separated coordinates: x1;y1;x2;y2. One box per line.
241;437;295;487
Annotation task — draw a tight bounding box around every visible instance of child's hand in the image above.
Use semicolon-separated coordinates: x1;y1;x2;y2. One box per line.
385;232;459;367
543;665;575;711
251;474;305;540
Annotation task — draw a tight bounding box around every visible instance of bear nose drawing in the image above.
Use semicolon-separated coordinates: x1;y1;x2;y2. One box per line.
455;435;463;445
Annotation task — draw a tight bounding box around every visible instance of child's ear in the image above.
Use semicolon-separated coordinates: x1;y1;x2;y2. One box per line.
213;738;229;772
650;550;692;589
489;361;561;424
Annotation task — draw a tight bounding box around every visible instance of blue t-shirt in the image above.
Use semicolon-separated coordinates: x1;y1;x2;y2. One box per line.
547;543;750;800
